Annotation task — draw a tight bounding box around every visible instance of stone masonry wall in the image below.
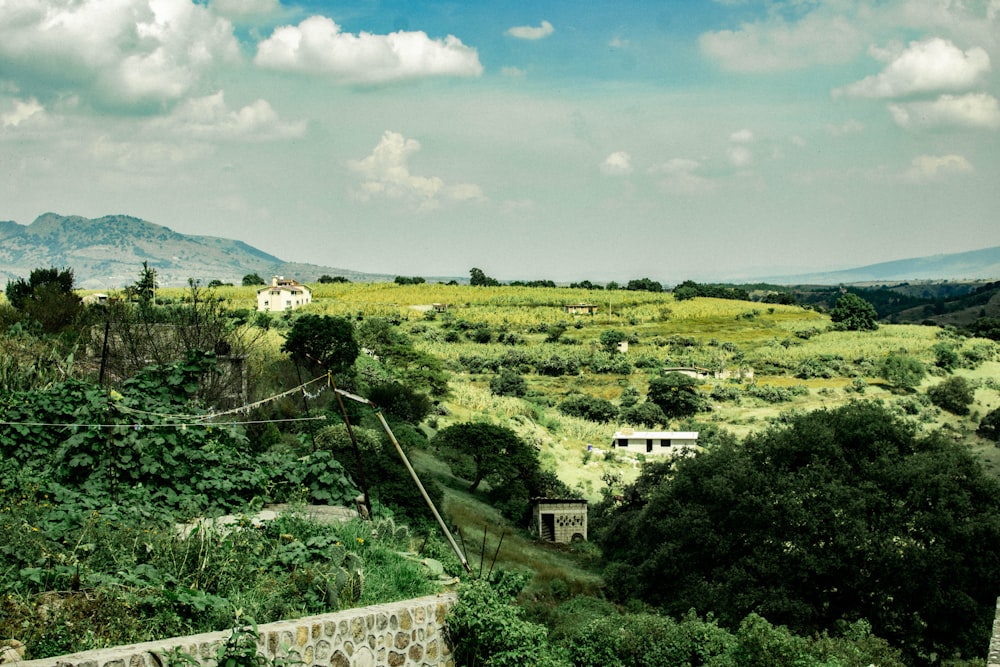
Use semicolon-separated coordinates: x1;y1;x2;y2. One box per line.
989;598;1000;667
12;593;456;667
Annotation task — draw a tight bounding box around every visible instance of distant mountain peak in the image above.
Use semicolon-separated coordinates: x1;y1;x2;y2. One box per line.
0;213;385;289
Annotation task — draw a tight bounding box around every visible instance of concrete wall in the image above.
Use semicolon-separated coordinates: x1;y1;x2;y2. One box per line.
12;593;456;667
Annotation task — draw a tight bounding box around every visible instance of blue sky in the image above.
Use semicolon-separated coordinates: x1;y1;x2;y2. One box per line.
2;0;999;284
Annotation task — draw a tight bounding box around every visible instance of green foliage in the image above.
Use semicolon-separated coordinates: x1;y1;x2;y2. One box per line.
596;401;1000;663
646;372;705;418
281;314;359;376
433;422;548;521
978;406;1000;441
557;395;617;423
315;422;443;524
967;316;1000;341
242;274;266;286
598;329;627;354
618;401;666;428
559;609;902;667
470;267;501;287
829;293;879;331
880;352;927;390
4;266;82;333
931;341;960;371
393;276;426;285
624;278;662;293
671;280;751;302
446;572;569;667
490;369;528;397
927;375;975;415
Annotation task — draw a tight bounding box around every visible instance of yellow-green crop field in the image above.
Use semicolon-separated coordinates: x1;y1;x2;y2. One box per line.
153;281;1000;498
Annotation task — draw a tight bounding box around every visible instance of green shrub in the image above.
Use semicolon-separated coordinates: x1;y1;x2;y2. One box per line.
927;376;975;415
490;369;528;397
557;395;617;423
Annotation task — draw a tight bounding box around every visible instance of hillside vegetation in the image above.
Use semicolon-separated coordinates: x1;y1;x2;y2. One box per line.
3;273;1000;665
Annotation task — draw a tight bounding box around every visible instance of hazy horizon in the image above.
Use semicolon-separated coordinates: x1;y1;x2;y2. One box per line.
2;1;999;284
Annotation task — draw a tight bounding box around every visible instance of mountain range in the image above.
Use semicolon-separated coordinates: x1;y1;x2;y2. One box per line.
1;213;999;289
0;213;390;290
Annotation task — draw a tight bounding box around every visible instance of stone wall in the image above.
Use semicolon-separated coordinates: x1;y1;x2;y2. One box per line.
989;598;1000;667
11;593;456;667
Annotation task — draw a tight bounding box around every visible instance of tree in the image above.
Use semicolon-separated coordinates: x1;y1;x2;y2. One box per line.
558;394;617;422
281;314;359;376
433;422;542;494
242;273;266;286
625;277;662;293
880;352;926;390
927;375;975;415
598;329;627;354
596;401;1000;663
131;261;157;308
829;293;878;331
4;266;82;333
469;267;500;287
646;372;705;419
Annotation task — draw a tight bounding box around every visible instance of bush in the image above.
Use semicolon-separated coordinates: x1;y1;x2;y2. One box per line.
490;369;528;397
927;376;975;415
536;354;580;377
447;573;569;667
618;401;666;428
558;395;618;423
978;407;1000;441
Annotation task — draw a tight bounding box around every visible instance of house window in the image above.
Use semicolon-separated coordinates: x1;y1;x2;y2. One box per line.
285;300;292;309
646;439;653;453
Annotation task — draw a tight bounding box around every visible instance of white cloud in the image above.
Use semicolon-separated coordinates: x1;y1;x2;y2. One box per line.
89;135;213;171
825;120;865;136
506;20;554;41
209;0;280;19
835;38;990;99
2;98;45;127
700;13;862;72
727;145;753;167
601;151;633;176
889;93;1000;130
730;129;753;143
255;16;483;84
0;0;240;110
348;131;484;210
649;158;716;194
903;154;974;182
152;91;307;140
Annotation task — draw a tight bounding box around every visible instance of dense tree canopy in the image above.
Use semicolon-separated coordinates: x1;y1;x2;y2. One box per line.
830;293;879;331
646;372;705;419
242;273;266;286
469;267;500;287
281;314;359;376
596;401;1000;663
433;422;562;522
4;266;81;333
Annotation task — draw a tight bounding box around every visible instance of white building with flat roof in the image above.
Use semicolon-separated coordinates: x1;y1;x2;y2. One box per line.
610;429;699;456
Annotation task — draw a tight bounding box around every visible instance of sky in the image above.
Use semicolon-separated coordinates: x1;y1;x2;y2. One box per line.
1;0;999;284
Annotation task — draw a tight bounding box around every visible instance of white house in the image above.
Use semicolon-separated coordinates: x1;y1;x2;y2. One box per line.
257;276;312;312
610;429;699;456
